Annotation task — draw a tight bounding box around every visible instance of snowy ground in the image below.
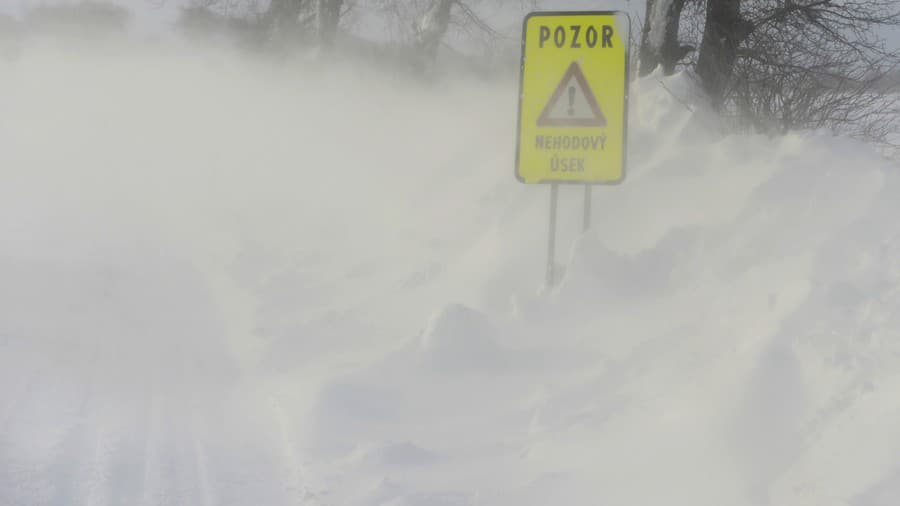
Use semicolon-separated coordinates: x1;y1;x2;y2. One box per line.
2;41;900;506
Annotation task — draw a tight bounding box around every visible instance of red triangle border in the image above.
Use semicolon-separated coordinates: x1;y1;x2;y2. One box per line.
536;61;608;128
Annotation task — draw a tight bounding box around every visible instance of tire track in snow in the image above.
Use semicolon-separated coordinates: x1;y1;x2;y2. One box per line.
152;345;221;506
47;386;100;506
96;378;160;506
139;385;166;506
83;409;117;506
268;392;311;505
45;341;110;506
0;367;45;433
188;409;216;506
0;378;81;506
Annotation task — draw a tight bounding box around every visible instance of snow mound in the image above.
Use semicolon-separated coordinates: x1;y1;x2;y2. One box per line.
348;441;440;469
419;304;502;372
3;45;900;506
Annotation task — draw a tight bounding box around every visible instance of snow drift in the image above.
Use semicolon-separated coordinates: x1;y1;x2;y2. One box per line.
1;39;900;506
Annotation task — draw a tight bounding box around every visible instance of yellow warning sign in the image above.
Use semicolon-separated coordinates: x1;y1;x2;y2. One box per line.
515;12;630;184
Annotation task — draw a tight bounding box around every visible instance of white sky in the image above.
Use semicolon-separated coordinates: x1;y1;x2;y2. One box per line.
2;0;632;29
2;0;898;49
0;0;182;34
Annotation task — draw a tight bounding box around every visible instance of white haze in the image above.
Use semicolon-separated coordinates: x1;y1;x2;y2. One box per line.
3;37;900;506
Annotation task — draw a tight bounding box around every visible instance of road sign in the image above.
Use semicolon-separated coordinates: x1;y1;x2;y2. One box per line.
515;11;630;184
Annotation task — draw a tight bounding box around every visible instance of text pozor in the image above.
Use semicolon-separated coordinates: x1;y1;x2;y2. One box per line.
538;25;614;49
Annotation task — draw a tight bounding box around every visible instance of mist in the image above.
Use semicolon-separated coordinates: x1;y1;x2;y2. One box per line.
0;36;524;504
4;17;900;506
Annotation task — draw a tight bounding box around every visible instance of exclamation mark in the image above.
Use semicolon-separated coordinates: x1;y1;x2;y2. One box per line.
567;86;576;116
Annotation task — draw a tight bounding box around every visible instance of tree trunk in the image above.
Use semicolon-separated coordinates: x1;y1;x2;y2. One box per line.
415;0;454;67
263;0;301;42
639;0;689;76
696;0;750;107
317;0;342;49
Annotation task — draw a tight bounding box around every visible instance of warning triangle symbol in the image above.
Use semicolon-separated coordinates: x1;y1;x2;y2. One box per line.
537;61;607;128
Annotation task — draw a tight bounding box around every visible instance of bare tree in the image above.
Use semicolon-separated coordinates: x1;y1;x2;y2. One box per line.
369;0;515;69
639;0;693;76
730;0;900;145
0;13;19;38
188;0;347;50
24;1;130;38
178;3;267;47
168;0;516;76
695;0;753;106
316;0;343;49
413;0;454;69
642;0;900;151
0;14;21;61
179;0;328;48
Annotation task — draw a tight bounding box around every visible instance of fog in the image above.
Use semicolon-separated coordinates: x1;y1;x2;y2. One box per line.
4;22;900;506
0;38;526;505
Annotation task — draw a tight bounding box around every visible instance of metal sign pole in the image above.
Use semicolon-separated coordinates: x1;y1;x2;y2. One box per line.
514;12;631;289
546;183;559;288
583;184;592;232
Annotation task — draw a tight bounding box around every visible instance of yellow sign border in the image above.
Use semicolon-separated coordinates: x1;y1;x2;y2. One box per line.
515;11;631;185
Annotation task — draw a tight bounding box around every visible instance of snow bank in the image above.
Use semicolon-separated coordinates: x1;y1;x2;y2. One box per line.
2;42;900;506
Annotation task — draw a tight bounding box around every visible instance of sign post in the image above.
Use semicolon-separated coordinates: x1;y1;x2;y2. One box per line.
583;184;592;232
515;11;630;288
547;183;559;287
